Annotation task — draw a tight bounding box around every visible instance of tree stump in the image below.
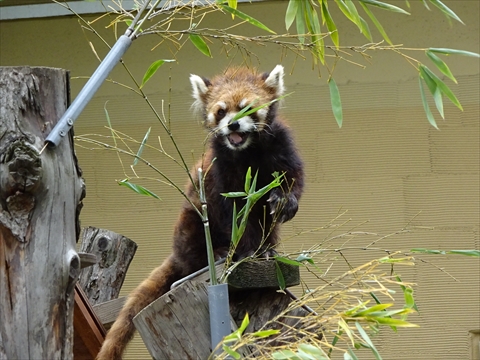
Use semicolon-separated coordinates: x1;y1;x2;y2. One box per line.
78;227;137;305
133;260;306;359
0;67;85;360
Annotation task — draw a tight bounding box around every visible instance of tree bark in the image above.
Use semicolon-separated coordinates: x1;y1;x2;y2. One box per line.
0;66;85;360
78;226;137;305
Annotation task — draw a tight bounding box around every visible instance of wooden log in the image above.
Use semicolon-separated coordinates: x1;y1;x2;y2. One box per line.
77;226;137;305
133;281;219;360
0;66;85;360
132;260;307;358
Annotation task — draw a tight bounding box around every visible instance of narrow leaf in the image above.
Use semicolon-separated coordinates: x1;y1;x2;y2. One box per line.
296;253;314;264
189;34;212;57
358;0;410;15
448;249;480;257
104;102;117;148
346;348;359;360
141;59;175;88
426;50;457;83
422;65;463;110
428;0;464;24
296;2;306;44
285;0;298;30
428;48;480;58
335;0;355;22
329;78;343;128
418;76;438;129
275;256;303;267
238;313;250;334
272;349;300;359
222;345;241;360
359;2;393;45
355;322;382;360
345;0;371;39
253;329;280;338
433;88;444;119
133;127;151;166
421;0;431;10
275;261;286;290
220;5;276;34
410;248;446;255
321;1;339;47
118;179;160;199
298;344;328;359
374;317;419;327
221;191;247;198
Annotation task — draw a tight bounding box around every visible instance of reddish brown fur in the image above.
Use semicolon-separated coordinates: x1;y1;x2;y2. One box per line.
97;66;304;359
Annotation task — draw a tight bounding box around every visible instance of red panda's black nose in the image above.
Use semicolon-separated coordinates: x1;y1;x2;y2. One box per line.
228;121;240;131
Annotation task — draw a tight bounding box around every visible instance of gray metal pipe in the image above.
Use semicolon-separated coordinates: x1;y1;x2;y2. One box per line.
208;283;232;355
45;34;132;147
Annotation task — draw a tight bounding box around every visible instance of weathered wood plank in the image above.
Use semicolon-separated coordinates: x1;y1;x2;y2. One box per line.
73;284;106;359
92;297;127;329
0;66;85;360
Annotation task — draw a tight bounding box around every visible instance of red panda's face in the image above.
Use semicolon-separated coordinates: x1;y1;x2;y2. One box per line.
190;65;285;151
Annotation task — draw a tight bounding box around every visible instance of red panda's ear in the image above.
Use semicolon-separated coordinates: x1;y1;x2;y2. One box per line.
190;74;211;103
264;65;285;97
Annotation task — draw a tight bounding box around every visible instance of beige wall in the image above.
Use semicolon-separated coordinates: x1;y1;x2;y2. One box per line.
1;1;479;359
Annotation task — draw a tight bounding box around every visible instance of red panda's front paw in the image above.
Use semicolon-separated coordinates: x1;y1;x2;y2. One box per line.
268;190;299;223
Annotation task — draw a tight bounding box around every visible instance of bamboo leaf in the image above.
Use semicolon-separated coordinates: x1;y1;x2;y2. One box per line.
418;76;438;129
345;348;359;360
104;102;117;148
421;0;431;10
422;65;463;110
132;127;151;166
428;48;480;58
275;256;303;267
221;191;247;198
238;313;250;334
358;0;410;15
359;2;393;45
298;344;329;359
253;329;280;338
275;261;286;290
410;248;446;254
426;50;457;83
220;5;276;34
222;345;241;359
448;249;480;257
355;322;382;360
345;0;371;40
296;2;306;44
141;59;175;88
285;0;298;30
428;0;464;24
433;87;444;119
329;78;343;128
338;319;355;346
374;317;419;327
321;1;339;47
353;303;393;317
335;0;355;22
118;179;160;199
272;350;300;359
189;34;212;57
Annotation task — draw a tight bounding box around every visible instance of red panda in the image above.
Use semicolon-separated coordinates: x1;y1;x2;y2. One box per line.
97;65;304;359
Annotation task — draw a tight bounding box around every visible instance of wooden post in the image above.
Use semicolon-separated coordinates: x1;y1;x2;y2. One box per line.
78;227;137;305
0;67;85;360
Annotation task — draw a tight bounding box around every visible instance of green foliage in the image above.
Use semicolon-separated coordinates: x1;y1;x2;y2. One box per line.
118;179;160;199
140;59;175;88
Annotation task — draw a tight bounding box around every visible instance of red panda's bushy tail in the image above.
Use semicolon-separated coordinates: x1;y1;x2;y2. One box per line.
96;254;182;360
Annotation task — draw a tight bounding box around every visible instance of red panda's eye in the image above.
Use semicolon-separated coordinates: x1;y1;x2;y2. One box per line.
217;109;226;118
